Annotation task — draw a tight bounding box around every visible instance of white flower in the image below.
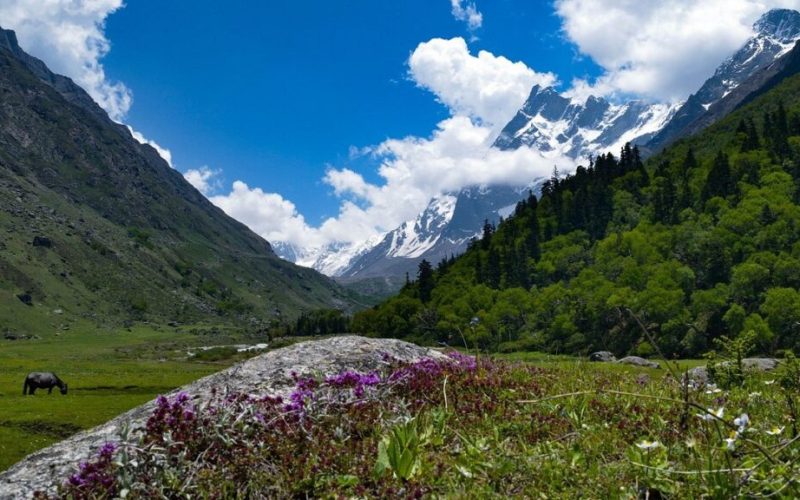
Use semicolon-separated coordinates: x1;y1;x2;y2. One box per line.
748;392;762;399
636;439;661;450
734;413;750;431
766;426;785;436
724;437;736;451
705;387;722;394
697;407;725;421
685;438;697;449
764;380;776;385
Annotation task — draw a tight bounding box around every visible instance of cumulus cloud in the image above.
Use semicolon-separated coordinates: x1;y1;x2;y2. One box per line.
183;166;221;195
450;0;483;32
315;116;572;244
556;0;800;101
409;37;556;131
0;0;132;121
211;116;573;250
210;181;325;248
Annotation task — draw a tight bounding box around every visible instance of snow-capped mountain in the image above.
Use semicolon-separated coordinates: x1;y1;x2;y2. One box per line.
340;185;538;279
272;235;384;277
648;8;800;152
493;87;677;157
276;8;800;281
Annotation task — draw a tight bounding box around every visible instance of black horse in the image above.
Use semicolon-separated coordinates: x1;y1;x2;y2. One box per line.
23;372;68;395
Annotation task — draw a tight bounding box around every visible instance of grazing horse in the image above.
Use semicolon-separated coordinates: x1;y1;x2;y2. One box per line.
23;372;68;395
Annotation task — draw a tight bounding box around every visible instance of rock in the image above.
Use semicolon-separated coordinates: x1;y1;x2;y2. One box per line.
31;236;52;248
589;351;616;362
616;356;660;369
0;336;446;499
741;358;780;371
684;358;779;386
16;294;32;306
684;366;709;385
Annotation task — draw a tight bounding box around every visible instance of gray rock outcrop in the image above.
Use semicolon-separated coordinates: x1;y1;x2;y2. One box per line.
616;356;661;369
589;351;616;362
0;336;445;499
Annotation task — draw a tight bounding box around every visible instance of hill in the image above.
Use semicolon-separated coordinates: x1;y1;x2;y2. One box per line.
354;62;800;358
0;27;359;336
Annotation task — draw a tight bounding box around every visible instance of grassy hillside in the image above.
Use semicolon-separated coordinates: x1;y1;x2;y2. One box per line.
354;73;800;358
0;30;361;336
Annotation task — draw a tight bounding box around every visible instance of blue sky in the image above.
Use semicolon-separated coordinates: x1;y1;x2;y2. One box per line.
2;0;793;251
100;0;600;223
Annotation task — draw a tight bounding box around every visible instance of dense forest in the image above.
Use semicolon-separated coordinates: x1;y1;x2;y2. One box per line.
351;74;800;358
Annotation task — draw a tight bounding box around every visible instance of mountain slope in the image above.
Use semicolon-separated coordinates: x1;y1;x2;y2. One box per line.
646;8;800;153
355;60;800;357
0;27;357;334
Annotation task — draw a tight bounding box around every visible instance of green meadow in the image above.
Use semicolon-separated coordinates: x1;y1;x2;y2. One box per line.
0;323;261;472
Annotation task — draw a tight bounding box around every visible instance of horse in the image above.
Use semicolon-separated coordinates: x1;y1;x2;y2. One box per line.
23;372;68;395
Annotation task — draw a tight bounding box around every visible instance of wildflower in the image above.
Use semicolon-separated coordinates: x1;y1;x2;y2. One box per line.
734;413;750;432
696;407;724;421
635;439;661;450
724;437;736;451
705;384;722;394
98;442;117;459
685;438;697;449
766;426;785;436
748;392;762;399
764;379;776;385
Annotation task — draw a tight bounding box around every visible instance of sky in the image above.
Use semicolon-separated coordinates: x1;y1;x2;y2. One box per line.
3;0;800;252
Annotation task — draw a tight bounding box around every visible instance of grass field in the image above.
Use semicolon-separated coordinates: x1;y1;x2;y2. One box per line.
0;323;709;475
0;323;266;472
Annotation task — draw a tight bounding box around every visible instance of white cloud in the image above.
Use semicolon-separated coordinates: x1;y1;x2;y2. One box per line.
126;126;174;167
450;0;484;32
556;0;800;101
316;116;572;243
0;0;132;121
183;166;221;195
210;181;325;248
409;37;556;131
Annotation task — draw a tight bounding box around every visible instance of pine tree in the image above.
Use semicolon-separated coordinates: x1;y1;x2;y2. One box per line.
481;219;494;250
417;260;435;303
702;151;734;201
678;149;697;210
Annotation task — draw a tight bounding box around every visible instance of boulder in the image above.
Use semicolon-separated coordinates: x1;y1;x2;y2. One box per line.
0;336;447;499
616;356;660;369
589;351;616;362
684;366;709;385
741;358;780;371
31;236;52;248
16;294;32;306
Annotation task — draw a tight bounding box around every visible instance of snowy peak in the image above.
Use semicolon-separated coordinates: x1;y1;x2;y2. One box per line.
494;85;677;159
755;9;800;43
386;194;457;259
272;235;384;278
